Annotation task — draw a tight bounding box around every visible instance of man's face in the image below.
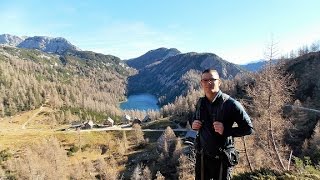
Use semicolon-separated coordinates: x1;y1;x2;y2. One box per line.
200;72;221;94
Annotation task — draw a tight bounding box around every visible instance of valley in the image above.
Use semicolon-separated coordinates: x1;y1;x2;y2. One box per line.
0;35;320;179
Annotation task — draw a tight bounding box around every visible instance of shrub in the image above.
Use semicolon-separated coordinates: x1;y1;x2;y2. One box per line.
0;149;12;164
81;144;91;152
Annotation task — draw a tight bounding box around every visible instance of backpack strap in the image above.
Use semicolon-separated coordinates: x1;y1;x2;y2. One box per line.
216;93;235;147
195;97;204;121
216;93;230;122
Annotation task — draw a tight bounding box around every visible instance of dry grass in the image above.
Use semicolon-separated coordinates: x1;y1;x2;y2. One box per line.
0;107;126;164
0;114;131;179
0;108;255;179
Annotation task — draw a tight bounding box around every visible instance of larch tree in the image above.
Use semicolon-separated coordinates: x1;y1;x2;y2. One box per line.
246;39;295;171
157;126;177;157
142;166;152;180
132;124;145;147
155;171;165;180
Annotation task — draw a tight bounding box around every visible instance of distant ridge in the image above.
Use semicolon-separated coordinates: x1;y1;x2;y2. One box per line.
17;36;80;54
126;49;245;104
0;34;80;55
125;47;181;70
0;34;25;46
240;59;279;72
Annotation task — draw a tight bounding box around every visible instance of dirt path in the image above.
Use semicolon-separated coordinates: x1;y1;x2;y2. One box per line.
285;105;320;114
21;106;44;129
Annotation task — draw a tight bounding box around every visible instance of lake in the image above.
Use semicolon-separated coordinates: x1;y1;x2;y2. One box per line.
120;93;160;111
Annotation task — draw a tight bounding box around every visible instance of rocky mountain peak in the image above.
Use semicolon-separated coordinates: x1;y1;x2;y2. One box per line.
0;34;25;46
17;36;80;54
126;47;181;70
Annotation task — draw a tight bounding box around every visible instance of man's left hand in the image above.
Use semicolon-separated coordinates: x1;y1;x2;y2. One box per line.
212;121;224;135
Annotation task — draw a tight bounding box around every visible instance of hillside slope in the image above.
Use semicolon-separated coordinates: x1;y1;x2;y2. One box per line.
127;52;245;105
0;46;131;121
285;51;320;106
125;47;180;70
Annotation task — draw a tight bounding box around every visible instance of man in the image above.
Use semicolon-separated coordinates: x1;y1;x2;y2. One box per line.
191;69;253;180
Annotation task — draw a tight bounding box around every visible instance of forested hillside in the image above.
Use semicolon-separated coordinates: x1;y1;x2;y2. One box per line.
285;51;320;106
127;51;245;105
0;46;132;123
125;47;180;70
283;51;320;156
0;41;319;179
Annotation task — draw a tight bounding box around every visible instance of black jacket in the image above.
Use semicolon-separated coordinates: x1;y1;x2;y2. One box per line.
190;90;253;154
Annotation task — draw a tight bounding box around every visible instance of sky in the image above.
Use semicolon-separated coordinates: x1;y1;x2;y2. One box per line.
1;1;320;64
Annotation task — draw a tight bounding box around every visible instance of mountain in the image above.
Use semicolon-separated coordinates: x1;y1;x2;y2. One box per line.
285;51;320;105
240;60;267;72
127;51;245;105
17;36;80;54
240;59;279;72
125;47;180;70
0;34;81;55
0;34;25;46
0;45;131;120
282;51;320;155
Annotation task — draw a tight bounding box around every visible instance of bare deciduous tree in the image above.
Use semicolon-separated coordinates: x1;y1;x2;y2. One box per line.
157;126;177;156
178;154;194;180
155;171;165;180
6;137;69;180
246;39;295;171
142;166;152;180
132;124;145;147
96;158;119;180
69;160;96;180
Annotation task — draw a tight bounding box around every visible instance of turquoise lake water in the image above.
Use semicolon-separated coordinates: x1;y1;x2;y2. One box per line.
120;93;160;111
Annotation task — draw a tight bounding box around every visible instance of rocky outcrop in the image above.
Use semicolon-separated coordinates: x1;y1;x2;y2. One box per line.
0;34;24;46
125;47;180;70
17;36;80;54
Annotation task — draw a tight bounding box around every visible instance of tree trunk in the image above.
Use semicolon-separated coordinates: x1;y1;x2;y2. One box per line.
242;136;253;171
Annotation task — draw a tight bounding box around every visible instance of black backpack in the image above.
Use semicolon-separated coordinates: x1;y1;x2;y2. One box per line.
194;93;239;167
194;93;230;122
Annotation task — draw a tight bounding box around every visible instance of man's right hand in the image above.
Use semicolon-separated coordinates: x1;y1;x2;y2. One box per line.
192;120;202;130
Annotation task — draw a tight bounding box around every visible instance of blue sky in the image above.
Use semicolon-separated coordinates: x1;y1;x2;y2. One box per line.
1;1;320;64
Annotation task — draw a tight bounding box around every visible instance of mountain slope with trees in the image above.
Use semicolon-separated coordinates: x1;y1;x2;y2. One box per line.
285;51;320;106
125;47;181;70
127;51;245;105
0;46;132;124
282;51;320;157
0;34;80;55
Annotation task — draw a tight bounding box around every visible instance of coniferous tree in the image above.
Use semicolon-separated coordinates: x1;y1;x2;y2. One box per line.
142;166;152;180
178;154;194;180
131;163;142;180
155;171;165;180
132;124;145;147
246;40;295;171
95;158;119;180
157;126;177;157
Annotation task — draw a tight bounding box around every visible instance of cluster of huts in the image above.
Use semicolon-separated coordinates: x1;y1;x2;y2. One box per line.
121;114;151;126
68;114;151;130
